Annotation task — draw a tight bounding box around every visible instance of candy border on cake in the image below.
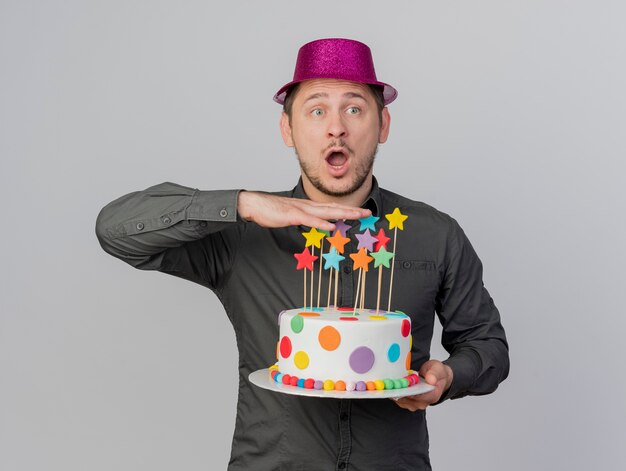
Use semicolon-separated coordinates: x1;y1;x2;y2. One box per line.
268;363;420;392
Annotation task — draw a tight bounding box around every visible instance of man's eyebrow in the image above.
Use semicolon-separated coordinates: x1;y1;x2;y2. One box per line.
303;92;328;103
303;91;368;103
343;92;367;101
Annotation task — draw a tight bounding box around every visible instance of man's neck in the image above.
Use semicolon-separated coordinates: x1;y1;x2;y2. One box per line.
300;175;373;208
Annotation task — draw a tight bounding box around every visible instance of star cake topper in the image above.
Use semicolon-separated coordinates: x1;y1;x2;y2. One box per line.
385;208;408;231
358;214;380;232
322;247;345;270
326;230;351;254
355;228;377;252
371;246;395;269
373;228;390;251
293;247;318;271
349;247;374;272
302;227;326;248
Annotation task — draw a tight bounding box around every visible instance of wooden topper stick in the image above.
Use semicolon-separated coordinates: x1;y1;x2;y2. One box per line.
317;243;324;308
361;269;366;310
334;268;339;308
303;266;306;309
326;265;333;307
376;265;383;314
310;247;314;309
387;228;398;311
353;268;362;315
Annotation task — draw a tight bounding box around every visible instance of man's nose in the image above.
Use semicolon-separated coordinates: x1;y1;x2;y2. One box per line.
327;113;347;138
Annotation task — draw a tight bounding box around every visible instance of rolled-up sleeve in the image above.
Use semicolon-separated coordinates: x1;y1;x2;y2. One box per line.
95;182;243;272
437;219;510;400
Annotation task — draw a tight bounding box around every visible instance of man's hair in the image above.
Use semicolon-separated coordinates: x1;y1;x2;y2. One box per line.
283;83;385;124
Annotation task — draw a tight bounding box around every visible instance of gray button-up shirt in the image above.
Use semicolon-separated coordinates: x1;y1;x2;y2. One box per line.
96;178;509;471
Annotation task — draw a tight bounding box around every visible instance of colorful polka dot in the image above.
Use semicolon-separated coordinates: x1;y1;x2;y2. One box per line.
369;315;387;320
387;343;400;362
405;351;412;370
299;312;320;317
294;351;310;370
279;336;292;358
401;319;411;337
385;312;408;318
349;346;375;374
339;317;359;321
337;307;354;311
291;315;304;333
318;326;341;351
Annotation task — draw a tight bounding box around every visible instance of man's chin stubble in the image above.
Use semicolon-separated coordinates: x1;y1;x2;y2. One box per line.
294;146;378;198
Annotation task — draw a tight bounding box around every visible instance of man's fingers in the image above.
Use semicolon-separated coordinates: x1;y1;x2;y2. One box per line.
392;360;453;412
290;199;371;222
238;191;371;229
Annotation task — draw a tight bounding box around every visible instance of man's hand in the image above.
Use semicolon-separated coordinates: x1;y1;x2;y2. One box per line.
237;191;371;231
393;360;454;412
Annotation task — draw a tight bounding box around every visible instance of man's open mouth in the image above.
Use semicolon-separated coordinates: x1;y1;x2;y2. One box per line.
325;148;349;168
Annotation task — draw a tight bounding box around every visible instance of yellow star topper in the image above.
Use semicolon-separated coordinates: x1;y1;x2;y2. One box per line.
385;208;408;231
302;227;326;248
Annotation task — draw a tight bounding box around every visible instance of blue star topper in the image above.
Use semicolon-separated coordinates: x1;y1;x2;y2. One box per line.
322;246;345;270
358;214;380;231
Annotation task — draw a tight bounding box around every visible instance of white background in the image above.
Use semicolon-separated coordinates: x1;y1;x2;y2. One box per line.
1;1;625;470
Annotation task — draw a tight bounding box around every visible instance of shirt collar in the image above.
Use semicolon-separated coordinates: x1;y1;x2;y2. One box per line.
291;177;382;217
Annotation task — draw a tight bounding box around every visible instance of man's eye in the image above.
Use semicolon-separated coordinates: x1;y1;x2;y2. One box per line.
311;109;324;117
347;107;360;114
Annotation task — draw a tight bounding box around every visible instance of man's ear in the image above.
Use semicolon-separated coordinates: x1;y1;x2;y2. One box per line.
378;107;391;144
280;112;294;147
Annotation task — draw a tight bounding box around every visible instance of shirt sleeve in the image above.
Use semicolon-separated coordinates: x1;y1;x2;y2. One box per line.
436;218;510;401
95;181;245;289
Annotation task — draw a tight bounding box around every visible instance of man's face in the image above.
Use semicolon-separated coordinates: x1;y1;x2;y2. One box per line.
280;79;390;201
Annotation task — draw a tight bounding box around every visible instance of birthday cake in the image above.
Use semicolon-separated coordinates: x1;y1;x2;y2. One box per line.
270;306;418;392
264;208;420;393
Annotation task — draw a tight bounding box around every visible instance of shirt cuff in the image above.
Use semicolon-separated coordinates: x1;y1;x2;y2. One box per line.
187;189;242;222
441;349;482;401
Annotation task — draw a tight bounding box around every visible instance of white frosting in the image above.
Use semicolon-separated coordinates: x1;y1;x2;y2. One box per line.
277;307;412;383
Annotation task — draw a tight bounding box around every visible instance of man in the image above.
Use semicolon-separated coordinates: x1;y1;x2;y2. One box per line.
96;38;509;470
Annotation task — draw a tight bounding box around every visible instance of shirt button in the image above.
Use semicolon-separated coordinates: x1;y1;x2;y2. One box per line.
162;216;171;225
338;463;346;469
403;261;412;269
136;222;144;231
343;266;351;274
340;412;349;421
200;221;207;228
219;208;228;218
